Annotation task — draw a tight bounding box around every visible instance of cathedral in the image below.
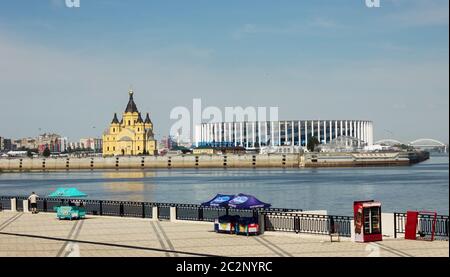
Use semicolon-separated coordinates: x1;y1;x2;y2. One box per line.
102;89;157;156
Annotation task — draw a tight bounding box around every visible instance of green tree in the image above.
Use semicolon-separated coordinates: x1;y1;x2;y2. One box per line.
26;150;33;158
307;136;320;152
43;147;51;157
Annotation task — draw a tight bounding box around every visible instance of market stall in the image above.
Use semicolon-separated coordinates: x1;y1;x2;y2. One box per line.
202;193;271;236
48;188;87;220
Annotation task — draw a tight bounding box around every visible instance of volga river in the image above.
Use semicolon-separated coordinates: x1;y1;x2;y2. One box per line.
0;155;448;216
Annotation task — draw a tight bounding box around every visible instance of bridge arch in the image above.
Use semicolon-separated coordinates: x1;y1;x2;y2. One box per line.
409;138;446;147
374;139;404;145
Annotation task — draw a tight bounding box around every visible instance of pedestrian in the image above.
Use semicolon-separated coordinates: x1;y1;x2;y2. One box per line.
28;192;39;214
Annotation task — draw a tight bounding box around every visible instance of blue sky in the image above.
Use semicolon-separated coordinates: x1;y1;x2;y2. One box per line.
0;0;448;143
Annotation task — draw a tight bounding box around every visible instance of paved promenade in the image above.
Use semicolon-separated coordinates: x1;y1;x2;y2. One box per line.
0;211;448;257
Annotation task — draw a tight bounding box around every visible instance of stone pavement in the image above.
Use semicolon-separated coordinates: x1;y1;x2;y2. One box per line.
0;211;448;257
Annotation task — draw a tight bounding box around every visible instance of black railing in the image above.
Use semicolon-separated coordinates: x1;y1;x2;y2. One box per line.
264;212;353;237
0;196;302;223
175;205;263;222
0;196;11;210
15;196;27;212
394;213;449;240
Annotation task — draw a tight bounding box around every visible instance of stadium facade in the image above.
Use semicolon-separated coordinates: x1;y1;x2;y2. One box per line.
195;120;373;149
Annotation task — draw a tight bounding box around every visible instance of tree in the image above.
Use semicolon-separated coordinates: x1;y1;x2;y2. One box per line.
307;136;320;152
43;147;51;157
26;150;33;158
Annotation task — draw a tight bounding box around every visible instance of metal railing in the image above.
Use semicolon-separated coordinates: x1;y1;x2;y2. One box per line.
0;196;302;222
394;213;449;240
263;212;353;237
175;205;262;222
0;196;11;210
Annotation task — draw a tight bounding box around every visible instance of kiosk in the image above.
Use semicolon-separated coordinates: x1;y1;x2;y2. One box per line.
353;200;382;242
48;188;87;220
54;200;86;220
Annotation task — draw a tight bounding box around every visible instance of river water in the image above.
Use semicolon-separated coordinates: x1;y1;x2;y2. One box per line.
0;156;448;216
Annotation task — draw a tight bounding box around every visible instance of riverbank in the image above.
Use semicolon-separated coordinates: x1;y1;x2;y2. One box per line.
0;151;429;172
0;156;447;215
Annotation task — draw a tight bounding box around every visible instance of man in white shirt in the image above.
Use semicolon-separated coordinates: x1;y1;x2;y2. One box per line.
28;192;39;214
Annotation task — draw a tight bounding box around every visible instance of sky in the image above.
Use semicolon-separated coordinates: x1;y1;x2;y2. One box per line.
0;0;448;143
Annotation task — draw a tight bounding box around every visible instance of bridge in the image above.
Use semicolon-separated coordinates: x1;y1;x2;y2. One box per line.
374;138;448;153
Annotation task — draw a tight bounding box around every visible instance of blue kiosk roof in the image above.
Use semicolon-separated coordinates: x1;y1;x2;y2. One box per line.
202;193;271;209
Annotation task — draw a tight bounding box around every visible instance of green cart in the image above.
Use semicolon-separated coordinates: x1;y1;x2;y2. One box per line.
48;188;88;220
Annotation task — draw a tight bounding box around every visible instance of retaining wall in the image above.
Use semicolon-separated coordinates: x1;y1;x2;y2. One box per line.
0;154;300;172
0;151;425;172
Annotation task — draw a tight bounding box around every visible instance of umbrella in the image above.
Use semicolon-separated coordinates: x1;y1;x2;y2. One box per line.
228;193;271;209
201;194;235;207
48;188;88;198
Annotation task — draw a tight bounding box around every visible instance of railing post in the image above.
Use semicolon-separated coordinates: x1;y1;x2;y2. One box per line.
445;218;449;239
198;206;204;221
23;200;29;213
10;198;17;212
170;206;177;222
99;200;103;216
120;202;124;217
142;203;145;218
43;199;47;212
152;206;158;220
294;216;300;234
394;213;397;239
329;216;335;234
258;212;265;235
253;209;258;219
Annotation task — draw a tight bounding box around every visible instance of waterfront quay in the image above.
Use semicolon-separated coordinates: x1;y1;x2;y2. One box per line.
0;151;428;172
0;211;448;257
0;195;448;257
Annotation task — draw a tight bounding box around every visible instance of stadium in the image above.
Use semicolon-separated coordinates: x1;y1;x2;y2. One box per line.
195;120;373;149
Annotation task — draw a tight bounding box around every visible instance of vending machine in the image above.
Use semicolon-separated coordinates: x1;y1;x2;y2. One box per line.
353;200;382;242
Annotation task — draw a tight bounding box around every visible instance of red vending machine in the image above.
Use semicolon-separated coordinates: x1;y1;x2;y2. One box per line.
354;200;382;242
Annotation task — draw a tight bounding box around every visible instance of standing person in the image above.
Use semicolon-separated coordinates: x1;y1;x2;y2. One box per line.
28;192;39;214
